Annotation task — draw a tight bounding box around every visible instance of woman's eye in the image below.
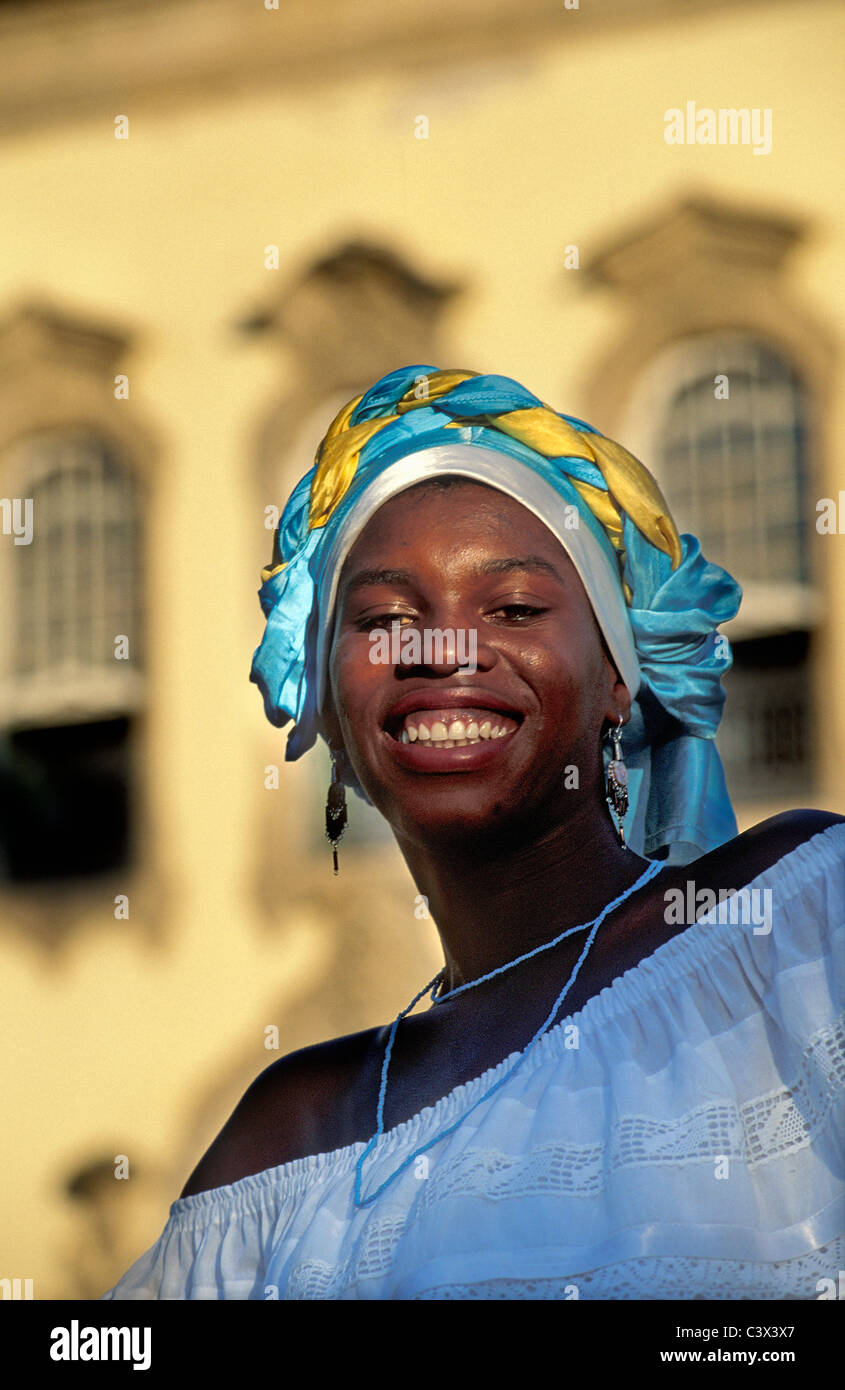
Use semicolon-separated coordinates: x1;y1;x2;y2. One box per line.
356;613;417;631
489;604;547;621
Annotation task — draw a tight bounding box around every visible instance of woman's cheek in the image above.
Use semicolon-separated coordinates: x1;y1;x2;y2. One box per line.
330;647;377;743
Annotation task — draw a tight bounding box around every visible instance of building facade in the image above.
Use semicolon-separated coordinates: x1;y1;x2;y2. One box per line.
0;0;843;1297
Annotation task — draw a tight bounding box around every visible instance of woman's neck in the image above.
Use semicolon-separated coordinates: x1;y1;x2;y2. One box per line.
396;802;653;994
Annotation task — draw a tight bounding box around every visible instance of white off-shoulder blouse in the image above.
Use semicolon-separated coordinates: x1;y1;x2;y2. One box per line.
102;825;845;1300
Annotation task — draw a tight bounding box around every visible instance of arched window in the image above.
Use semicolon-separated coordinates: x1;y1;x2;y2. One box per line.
623;333;819;804
0;429;144;881
649;335;811;592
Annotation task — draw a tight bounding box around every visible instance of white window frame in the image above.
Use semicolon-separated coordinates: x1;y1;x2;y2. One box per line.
618;332;823;641
0;430;144;730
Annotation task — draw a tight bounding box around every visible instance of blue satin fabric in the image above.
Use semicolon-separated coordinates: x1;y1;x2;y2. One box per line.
250;365;742;865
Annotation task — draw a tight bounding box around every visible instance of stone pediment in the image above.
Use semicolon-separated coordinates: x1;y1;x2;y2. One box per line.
585;195;807;298
0;301;130;378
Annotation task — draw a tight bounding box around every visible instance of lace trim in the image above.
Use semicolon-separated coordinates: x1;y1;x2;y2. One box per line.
409;1018;845;1208
407;1242;845;1300
746;1018;845;1166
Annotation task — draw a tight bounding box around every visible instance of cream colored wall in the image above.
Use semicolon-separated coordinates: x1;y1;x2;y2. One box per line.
1;0;842;1296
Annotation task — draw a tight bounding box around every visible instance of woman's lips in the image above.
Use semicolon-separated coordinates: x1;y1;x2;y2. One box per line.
382;706;522;769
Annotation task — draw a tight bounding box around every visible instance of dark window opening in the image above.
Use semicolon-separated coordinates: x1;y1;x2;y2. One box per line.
0;717;131;882
718;631;813;802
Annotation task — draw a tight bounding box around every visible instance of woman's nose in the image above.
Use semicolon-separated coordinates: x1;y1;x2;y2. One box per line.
393;612;495;677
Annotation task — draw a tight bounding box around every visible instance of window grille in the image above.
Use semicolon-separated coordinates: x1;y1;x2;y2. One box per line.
0;431;143;881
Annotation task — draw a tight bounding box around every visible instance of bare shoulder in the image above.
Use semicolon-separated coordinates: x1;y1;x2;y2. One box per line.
178;1025;380;1200
703;808;845;885
591;808;845;1003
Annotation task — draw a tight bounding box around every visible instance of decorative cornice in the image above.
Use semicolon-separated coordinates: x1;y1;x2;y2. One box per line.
584;195;808;294
0;0;816;137
0;300;131;376
0;299;160;484
239;239;460;337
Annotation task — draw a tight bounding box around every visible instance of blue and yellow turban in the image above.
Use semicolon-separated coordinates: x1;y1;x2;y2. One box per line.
250;365;742;865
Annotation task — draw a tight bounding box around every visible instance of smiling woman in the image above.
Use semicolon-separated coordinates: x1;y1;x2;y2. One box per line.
102;365;845;1301
324;480;634;857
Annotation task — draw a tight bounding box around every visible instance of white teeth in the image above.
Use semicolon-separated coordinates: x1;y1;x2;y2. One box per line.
398;710;517;745
399;733;493;749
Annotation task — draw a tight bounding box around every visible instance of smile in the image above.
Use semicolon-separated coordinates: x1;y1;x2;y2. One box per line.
382;704;523;772
395;708;519;746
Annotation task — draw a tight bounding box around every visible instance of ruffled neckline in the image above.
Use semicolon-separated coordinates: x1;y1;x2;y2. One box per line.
171;823;844;1214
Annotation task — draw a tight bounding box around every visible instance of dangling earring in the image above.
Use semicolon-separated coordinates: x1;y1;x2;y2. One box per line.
325;751;348;875
605;715;629;849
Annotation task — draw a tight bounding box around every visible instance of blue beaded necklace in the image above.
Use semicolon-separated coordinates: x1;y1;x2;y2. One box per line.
353;856;666;1207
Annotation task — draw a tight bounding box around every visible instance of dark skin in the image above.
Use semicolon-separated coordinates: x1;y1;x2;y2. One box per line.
181;481;844;1198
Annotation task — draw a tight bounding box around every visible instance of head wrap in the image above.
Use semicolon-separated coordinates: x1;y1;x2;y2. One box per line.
250;365;742;865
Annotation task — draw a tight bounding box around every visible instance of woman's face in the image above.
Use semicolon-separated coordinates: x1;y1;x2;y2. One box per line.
324;480;629;850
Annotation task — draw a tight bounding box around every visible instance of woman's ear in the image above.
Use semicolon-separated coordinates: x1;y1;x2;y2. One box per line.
597;634;631;730
603;673;631;733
